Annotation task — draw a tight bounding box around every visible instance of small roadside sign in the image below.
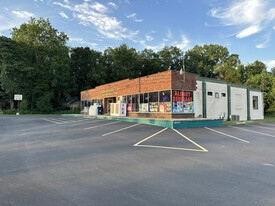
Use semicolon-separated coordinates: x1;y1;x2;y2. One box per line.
14;94;23;101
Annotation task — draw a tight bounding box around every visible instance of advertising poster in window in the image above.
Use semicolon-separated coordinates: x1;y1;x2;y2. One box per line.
149;102;158;112
172;90;194;113
159;103;167;113
159;102;172;112
139;103;149;112
127;103;132;112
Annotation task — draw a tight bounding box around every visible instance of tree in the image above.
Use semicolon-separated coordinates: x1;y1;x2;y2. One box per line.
70;47;104;95
245;72;275;112
245;60;267;78
185;44;229;77
158;46;183;71
214;54;242;83
11;17;70;111
0;36;25;109
138;49;161;76
102;44;139;82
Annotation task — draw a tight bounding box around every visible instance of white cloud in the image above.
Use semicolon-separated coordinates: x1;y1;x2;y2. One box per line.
90;2;108;13
145;35;154;41
236;24;261;38
69;36;98;47
174;35;190;50
127;12;143;23
59;11;69;19
140;34;190;51
264;60;275;71
12;10;34;18
108;2;117;9
53;1;138;40
210;0;275;38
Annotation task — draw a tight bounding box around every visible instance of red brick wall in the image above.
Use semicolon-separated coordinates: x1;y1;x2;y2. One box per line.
172;71;197;91
80;70;197;100
81;70;173;100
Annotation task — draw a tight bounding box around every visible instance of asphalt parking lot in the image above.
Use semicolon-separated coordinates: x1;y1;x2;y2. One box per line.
0;115;275;206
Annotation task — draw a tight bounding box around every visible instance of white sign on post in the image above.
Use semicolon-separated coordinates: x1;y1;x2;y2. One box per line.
14;94;23;101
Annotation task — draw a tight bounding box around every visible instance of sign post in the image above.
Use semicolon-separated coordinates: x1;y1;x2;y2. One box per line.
14;94;23;115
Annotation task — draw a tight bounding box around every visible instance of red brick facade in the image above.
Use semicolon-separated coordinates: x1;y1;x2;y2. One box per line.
81;70;196;100
81;70;197;118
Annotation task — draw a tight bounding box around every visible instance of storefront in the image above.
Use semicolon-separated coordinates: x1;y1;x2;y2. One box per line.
81;70;197;118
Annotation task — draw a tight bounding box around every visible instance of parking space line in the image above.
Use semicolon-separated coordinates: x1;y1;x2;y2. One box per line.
134;128;208;152
205;127;250;143
102;124;140;136
248;124;275;131
172;129;208;152
229;126;275;137
42;118;63;124
84;121;120;130
134;144;207;152
134;128;168;146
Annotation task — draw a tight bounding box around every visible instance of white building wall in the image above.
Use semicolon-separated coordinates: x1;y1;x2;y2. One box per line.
230;87;247;121
206;82;228;119
249;91;264;120
194;80;203;118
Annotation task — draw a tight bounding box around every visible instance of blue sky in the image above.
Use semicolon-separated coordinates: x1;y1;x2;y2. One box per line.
1;0;275;70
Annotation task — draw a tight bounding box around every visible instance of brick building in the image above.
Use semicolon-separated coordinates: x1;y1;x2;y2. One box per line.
81;70;197;118
81;70;264;120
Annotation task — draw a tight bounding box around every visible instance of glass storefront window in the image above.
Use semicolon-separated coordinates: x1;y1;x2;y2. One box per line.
149;92;158;102
132;94;139;112
159;90;171;102
172;90;194;113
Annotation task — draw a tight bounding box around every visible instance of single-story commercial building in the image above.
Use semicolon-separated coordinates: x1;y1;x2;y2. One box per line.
81;70;264;121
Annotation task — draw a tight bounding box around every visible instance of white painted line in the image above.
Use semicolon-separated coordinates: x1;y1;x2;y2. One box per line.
68;120;104;127
102;124;140;136
135;144;207;152
134;128;208;152
173;129;208;152
84;121;120;130
43;118;62;124
248;124;275;131
229;126;275;138
205;127;250;143
133;128;168;146
263;163;274;167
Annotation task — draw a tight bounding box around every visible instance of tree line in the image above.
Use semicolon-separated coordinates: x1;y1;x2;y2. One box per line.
1;18;275;113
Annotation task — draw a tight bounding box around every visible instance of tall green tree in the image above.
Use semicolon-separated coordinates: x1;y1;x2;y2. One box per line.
185;44;229;77
103;44;139;82
138;49;161;76
0;36;25;109
245;72;275;112
245;60;267;78
11;17;70;111
214;54;242;83
70;47;105;95
158;46;183;71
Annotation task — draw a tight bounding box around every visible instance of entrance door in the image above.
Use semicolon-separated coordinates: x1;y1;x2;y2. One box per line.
105;97;116;114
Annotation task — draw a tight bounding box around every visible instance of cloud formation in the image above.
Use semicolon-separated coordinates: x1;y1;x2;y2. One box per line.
210;0;275;38
127;13;143;22
53;0;138;40
12;10;34;18
59;11;69;19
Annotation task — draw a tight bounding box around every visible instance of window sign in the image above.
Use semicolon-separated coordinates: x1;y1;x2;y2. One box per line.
149;102;158;112
140;103;149;112
172;90;194;113
127;103;132;112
